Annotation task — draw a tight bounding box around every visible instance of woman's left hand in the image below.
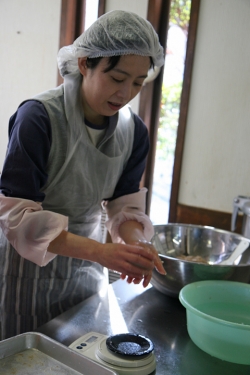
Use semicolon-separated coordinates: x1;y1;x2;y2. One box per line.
120;240;165;287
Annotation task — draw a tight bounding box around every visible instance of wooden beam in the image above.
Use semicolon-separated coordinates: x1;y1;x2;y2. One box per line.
58;0;86;85
98;0;106;17
175;203;243;234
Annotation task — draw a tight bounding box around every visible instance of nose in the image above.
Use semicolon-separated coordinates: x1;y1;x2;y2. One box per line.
116;82;133;101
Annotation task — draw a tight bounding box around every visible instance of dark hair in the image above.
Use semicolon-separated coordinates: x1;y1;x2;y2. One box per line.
86;55;154;72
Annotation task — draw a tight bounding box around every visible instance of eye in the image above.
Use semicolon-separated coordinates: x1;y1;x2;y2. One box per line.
134;82;143;87
133;82;143;88
112;77;124;83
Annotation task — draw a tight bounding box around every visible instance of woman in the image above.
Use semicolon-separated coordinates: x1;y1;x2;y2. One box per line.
0;10;165;340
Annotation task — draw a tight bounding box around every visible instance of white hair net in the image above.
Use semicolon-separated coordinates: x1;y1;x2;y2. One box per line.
57;10;164;77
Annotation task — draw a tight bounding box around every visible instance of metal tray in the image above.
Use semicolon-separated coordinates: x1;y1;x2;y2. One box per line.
0;332;117;375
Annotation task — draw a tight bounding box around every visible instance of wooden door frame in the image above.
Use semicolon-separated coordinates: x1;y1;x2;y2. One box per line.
98;0;106;16
58;0;106;86
59;0;105;51
58;0;86;85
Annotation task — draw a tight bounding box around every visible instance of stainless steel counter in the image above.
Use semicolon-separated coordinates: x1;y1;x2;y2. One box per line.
37;279;250;375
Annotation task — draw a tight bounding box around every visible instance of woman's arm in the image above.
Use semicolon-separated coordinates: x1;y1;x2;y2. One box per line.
47;228;165;286
0;101;51;201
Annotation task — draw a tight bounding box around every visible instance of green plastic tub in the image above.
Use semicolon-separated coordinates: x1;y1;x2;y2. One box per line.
179;280;250;364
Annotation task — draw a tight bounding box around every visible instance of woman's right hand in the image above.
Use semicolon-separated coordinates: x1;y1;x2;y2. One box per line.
97;242;165;287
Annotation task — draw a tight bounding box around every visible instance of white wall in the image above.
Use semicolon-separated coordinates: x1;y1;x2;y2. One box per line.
0;0;61;171
179;0;250;213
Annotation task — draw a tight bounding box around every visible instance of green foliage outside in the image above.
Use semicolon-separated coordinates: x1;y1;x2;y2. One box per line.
157;82;182;160
156;0;191;162
169;0;192;32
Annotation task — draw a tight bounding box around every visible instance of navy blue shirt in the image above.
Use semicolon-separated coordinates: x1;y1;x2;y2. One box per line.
0;101;149;202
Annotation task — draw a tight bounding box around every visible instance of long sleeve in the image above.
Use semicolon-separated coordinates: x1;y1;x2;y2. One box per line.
0;194;68;266
0;101;68;266
104;188;154;243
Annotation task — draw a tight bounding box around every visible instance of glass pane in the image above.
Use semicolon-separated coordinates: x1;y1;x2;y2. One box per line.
150;0;192;225
85;0;99;29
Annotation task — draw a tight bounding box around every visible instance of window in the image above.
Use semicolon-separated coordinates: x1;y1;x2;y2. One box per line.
150;0;192;224
139;0;200;225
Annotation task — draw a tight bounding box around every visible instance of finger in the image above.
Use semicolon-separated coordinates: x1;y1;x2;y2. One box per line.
120;274;134;284
125;244;156;262
117;259;153;279
133;242;163;266
154;257;166;275
126;276;133;284
121;274;144;285
132;277;143;284
142;273;152;288
134;241;166;275
118;253;155;274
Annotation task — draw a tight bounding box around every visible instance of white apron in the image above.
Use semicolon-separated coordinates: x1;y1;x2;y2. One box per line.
0;73;135;339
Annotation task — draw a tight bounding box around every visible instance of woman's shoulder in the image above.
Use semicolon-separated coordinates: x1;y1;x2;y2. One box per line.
133;112;147;126
133;113;149;140
8;100;51;146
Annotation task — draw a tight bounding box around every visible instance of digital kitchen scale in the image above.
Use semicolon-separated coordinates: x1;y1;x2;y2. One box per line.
69;332;156;375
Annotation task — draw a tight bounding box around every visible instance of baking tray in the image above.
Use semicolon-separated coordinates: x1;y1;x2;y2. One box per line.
0;332;118;375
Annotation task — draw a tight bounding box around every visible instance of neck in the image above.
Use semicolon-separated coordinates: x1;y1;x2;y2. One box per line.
85;114;106;126
80;89;105;126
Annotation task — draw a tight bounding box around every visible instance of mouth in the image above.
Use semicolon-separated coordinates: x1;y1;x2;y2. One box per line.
108;101;123;111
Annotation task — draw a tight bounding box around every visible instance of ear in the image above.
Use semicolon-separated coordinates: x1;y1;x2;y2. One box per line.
78;57;88;76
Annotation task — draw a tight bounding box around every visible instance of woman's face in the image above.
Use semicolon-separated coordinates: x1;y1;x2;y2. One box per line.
78;55;151;125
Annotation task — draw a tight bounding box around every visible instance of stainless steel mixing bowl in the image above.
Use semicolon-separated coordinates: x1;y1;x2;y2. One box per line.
151;224;250;297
